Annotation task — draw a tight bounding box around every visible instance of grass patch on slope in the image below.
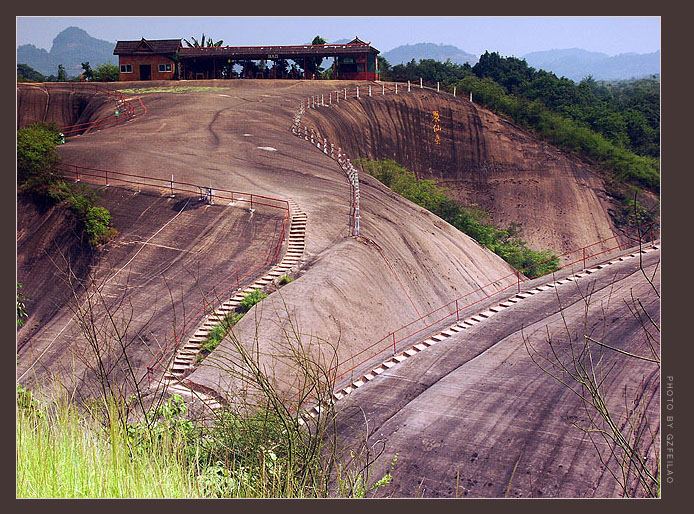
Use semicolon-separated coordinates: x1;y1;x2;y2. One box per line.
119;86;231;94
17;389;202;498
17;361;393;498
196;289;269;364
358;159;559;278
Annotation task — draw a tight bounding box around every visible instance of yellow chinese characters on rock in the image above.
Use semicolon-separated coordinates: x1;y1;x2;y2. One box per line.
432;110;442;145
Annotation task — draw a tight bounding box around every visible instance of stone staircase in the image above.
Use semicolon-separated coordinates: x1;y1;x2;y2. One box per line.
160;200;307;384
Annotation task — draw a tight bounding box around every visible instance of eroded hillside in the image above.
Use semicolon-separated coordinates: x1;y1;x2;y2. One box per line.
17;82;119;130
16;80;660;498
304;88;618;255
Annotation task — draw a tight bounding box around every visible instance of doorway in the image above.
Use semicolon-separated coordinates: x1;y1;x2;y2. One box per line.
139;64;151;80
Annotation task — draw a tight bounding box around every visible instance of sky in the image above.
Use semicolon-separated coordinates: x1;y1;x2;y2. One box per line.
16;16;661;57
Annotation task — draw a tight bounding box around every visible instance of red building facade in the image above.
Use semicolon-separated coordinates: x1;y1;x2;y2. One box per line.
114;39;181;81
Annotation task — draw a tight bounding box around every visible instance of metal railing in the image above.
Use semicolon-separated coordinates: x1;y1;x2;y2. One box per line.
329;220;660;387
56;163;289;212
60;85;146;137
52;161;292;384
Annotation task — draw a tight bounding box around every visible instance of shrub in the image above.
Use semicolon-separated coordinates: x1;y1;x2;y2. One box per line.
17;123;115;247
17;122;63;188
83;206;113;245
238;290;268;313
278;274;294;285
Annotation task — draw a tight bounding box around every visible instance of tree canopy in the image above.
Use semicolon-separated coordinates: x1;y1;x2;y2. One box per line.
184;33;224;47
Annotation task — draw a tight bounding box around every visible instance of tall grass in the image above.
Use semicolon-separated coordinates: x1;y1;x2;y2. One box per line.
16;393;202;498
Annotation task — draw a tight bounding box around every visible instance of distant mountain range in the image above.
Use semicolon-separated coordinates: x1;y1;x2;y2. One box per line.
17;27;660;82
382;43;478;66
522;48;660;82
17;27;117;77
383;44;660;82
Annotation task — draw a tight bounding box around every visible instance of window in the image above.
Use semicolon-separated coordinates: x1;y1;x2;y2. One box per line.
158;63;172;73
120;64;133;73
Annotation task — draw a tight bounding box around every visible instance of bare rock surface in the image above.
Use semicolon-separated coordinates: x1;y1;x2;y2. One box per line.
306;88;618;255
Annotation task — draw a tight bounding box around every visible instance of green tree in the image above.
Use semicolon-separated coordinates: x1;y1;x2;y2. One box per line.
81;62;94;81
57;64;67;82
94;63;120;82
376;56;391;80
17;64;45;83
184;33;224;47
302;35;326;78
17;123;63;188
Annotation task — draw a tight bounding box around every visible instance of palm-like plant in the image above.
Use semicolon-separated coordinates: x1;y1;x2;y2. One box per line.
184;33;224;48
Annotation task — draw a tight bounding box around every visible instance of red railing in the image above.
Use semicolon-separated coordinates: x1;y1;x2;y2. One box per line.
295;81;660;389
145;205;289;383
52;161;291;384
60;85;146;137
330;220;660;387
56;163;289;212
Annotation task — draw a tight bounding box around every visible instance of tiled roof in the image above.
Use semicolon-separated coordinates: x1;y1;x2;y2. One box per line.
179;42;379;60
114;39;182;55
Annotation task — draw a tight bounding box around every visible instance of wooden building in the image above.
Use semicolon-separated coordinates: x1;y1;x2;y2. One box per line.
114;37;379;81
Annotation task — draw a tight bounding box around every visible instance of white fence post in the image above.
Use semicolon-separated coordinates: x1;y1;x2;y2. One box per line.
420;77;423;88
395;83;398;94
369;85;372;96
453;86;456;97
408;80;411;92
344;88;347;100
437;81;440;92
470;91;473;103
382;83;385;95
356;86;359;98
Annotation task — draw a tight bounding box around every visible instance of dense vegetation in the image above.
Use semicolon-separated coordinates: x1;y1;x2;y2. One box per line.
17;122;115;246
358;159;560;278
18;62;120;83
379;52;660;228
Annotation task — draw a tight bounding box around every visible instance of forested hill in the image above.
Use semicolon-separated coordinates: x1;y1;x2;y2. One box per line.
380;51;660;227
382;52;659;183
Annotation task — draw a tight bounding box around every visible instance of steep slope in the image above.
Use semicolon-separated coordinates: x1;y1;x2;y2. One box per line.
19;80;520;401
333;248;660;497
304;87;618;256
17;185;286;395
18;80;623;408
16;82;119;130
